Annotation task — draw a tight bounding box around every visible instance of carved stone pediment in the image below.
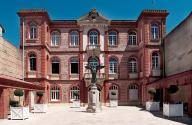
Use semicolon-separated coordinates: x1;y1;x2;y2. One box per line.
78;8;110;26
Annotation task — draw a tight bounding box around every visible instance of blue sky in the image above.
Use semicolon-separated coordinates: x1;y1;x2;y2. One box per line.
0;0;191;47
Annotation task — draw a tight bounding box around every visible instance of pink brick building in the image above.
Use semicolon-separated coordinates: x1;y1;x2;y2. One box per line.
17;8;168;106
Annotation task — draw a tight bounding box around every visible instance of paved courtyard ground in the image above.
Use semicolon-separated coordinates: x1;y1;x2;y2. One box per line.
0;105;191;125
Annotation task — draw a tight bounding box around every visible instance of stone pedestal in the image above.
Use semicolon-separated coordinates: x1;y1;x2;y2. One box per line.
86;85;101;113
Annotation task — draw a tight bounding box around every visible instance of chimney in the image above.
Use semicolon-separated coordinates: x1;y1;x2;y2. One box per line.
0;24;5;37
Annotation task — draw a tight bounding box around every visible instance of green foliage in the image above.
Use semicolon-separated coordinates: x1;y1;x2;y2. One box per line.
111;91;117;96
36;91;44;97
14;89;24;97
148;87;156;96
9;100;19;107
167;85;178;94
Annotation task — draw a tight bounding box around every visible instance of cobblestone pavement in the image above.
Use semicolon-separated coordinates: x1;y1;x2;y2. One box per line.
0;105;191;125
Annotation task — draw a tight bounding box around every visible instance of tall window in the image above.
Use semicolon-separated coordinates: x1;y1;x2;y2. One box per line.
51;86;60;101
128;58;137;73
151;24;159;40
70;58;79;74
70;31;79;46
109;31;117;46
88;57;99;67
29;53;36;71
109;57;118;74
29;22;37;39
89;31;98;45
51;31;60;46
152;52;160;69
70;86;80;100
128;32;137;45
51;58;60;74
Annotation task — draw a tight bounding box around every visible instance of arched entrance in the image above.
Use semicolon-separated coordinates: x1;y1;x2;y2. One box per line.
109;84;119;100
128;84;138;101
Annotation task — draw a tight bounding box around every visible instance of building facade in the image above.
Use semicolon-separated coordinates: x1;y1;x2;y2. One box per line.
17;9;168;105
147;12;192;114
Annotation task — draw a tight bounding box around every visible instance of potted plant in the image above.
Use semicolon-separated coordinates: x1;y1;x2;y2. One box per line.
163;85;183;117
10;89;29;120
109;91;118;107
33;91;47;113
71;91;80;108
146;87;160;111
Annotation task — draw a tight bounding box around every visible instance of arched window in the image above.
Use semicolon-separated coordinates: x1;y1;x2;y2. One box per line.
109;57;118;74
70;58;79;74
151;24;159;40
152;52;160;69
128;58;137;73
109;31;117;46
29;53;36;71
70;31;79;46
88;57;99;67
50;86;60;101
51;31;60;46
128;32;137;45
70;86;80;100
29;22;37;39
51;57;60;74
89;31;98;45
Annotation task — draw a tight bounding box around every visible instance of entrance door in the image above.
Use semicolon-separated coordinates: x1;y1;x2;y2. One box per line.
128;85;138;101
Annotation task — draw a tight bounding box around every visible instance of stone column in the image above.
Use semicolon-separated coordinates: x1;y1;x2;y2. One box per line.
0;88;9;119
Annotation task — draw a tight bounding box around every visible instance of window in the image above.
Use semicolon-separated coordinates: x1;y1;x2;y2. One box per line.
29;22;37;39
51;86;60;101
128;32;137;45
29;53;36;71
51;58;60;74
70;86;80;100
88;57;99;67
151;24;159;40
110;85;118;90
128;58;137;73
89;31;98;45
109;57;118;74
70;31;79;46
70;58;79;74
152;52;160;69
109;31;117;46
51;31;60;46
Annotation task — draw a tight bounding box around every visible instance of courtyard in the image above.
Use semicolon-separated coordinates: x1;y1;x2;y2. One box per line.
0;105;191;125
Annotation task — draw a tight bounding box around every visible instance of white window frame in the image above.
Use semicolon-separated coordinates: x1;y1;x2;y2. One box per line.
88;57;99;67
152;52;160;69
70;86;80;100
51;86;60;101
29;22;37;39
70;31;79;46
128;32;137;45
151;24;159;40
109;58;118;74
29;53;36;71
70;58;79;74
89;31;98;45
129;58;137;73
109;31;117;46
51;31;60;46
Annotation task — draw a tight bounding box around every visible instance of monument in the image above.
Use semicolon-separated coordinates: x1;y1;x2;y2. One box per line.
85;63;105;113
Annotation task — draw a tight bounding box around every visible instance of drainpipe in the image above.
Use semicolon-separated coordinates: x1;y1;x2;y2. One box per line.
22;17;25;81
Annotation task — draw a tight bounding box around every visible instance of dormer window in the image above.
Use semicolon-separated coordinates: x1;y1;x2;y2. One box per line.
29;22;37;39
51;31;61;46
